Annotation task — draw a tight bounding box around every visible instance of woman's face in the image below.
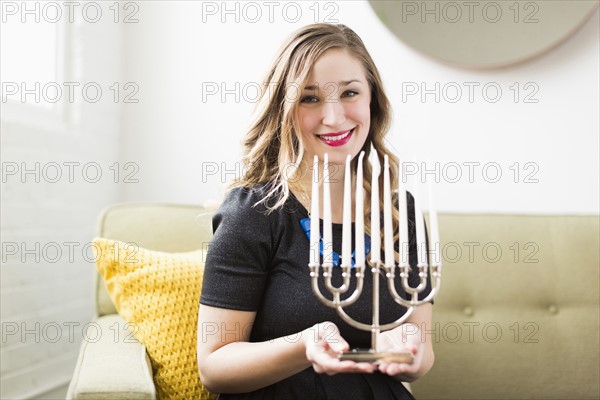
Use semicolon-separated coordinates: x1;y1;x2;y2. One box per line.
296;49;371;167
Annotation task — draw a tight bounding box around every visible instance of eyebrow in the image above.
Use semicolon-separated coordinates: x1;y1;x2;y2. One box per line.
304;79;362;91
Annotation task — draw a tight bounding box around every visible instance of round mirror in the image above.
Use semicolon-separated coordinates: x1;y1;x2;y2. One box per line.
369;0;599;69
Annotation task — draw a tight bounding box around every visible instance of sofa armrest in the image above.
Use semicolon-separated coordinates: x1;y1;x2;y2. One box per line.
67;314;156;400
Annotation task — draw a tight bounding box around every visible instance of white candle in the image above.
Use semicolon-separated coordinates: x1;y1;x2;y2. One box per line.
383;155;394;267
323;154;333;265
310;155;320;266
370;149;380;263
414;174;426;266
398;160;409;266
342;154;352;268
428;179;440;265
355;152;365;270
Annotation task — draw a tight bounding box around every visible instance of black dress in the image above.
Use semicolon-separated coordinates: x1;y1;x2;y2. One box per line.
200;184;432;400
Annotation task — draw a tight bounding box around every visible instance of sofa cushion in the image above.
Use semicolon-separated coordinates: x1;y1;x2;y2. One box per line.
95;203;214;316
94;237;217;400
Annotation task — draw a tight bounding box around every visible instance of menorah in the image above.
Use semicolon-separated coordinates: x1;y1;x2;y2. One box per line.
307;150;442;364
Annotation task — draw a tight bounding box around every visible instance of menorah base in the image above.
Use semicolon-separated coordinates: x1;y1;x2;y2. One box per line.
338;349;414;364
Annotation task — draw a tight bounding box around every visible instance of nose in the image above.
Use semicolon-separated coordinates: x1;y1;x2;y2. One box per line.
321;99;346;127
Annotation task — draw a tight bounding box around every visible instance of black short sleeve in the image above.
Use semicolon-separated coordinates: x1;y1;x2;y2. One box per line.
200;187;273;311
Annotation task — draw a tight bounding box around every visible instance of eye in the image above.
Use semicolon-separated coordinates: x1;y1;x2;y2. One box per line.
342;90;359;98
300;95;319;104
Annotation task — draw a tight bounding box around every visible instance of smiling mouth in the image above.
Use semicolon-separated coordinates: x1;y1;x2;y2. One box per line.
318;128;355;143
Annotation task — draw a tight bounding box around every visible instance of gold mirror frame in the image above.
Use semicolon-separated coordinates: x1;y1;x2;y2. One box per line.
369;0;599;69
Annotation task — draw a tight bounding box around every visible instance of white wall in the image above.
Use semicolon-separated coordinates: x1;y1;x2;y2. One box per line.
121;1;599;215
1;6;124;398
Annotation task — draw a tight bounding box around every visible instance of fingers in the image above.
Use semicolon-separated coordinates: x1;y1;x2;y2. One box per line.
378;361;411;376
306;322;377;375
376;343;422;378
310;347;376;375
323;332;349;354
376;325;425;378
313;356;377;375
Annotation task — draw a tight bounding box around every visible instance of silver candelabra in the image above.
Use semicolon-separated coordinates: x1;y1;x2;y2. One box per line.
307;149;442;364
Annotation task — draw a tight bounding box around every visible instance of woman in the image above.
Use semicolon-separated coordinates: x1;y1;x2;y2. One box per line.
198;23;434;399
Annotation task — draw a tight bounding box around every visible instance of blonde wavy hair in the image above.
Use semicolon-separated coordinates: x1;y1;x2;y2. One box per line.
231;23;403;256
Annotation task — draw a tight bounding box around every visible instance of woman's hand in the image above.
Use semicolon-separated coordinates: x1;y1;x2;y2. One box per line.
304;321;377;375
376;323;425;381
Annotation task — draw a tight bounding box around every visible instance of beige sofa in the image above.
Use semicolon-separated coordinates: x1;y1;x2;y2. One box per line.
67;203;600;399
411;214;599;399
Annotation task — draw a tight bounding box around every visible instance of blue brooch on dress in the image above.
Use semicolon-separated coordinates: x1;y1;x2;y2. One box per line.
299;218;371;268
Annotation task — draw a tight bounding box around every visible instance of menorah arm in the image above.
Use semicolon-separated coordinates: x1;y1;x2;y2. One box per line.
323;264;353;295
409;262;443;304
401;263;429;296
411;273;442;304
310;269;335;306
385;274;420;308
378;306;416;331
334;271;365;307
310;268;365;308
335;307;372;331
334;304;416;332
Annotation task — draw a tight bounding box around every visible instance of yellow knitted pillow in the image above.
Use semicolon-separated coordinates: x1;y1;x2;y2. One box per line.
94;237;217;400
